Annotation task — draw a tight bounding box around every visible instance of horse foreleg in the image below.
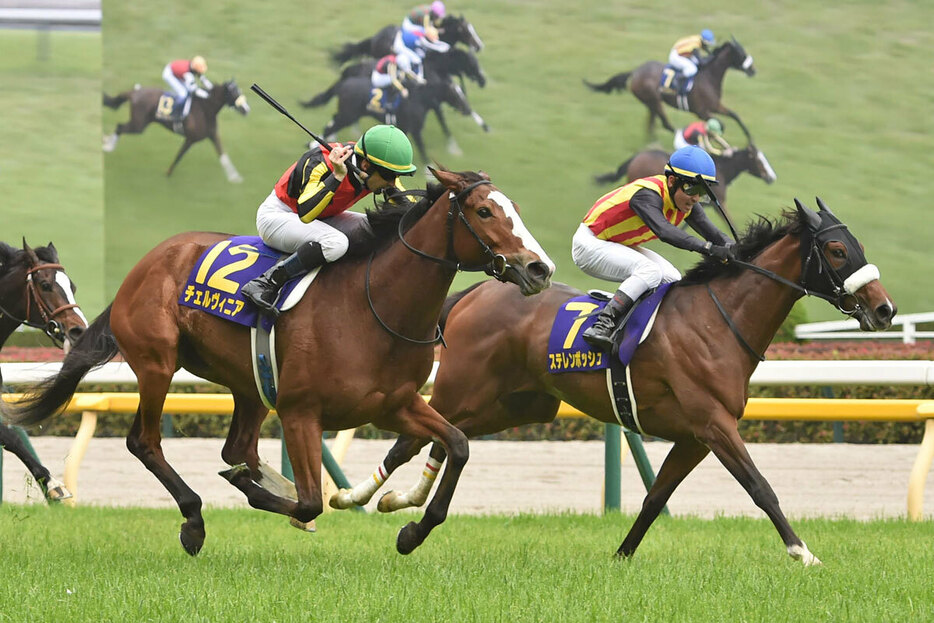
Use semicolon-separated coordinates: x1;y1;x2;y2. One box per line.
431;107;462;156
166;139;194;177
209;132;243;183
617;438;710;559
722;108;753;143
701;416;821;566
222;408;322;525
376;395;469;555
329;434;429;510
0;423;71;502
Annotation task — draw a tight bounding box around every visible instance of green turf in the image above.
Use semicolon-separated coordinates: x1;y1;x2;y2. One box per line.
1;30;105;318
2;505;933;621
98;0;932;322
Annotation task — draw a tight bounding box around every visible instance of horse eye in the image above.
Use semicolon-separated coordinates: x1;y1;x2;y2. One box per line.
40;281;53;292
831;248;846;259
477;207;492;218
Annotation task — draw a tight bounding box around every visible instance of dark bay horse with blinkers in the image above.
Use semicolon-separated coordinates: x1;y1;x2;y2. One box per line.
585;37;756;139
102;79;250;182
0;240;87;502
4;168;553;555
332;199;895;565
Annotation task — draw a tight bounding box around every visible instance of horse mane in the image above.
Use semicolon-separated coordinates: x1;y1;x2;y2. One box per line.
0;242;58;275
678;208;804;285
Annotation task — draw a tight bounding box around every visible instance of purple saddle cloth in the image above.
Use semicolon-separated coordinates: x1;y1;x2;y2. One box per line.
546;283;672;374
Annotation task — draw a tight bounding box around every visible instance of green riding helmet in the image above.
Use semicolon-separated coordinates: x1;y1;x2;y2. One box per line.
353;125;417;175
705;118;723;136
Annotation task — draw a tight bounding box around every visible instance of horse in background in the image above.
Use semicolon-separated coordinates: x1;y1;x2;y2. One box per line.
4;169;553;556
585;37;756;139
308;76;477;163
0;240;88;502
102;79;250;183
330;199;895;565
302;48;489;157
331;14;484;65
594;144;777;219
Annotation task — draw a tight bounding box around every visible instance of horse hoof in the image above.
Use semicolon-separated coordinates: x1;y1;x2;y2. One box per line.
377;490;406;513
45;486;73;503
218;464;250;483
328;489;355;510
178;528;204;557
289;517;317;533
396;521;425;555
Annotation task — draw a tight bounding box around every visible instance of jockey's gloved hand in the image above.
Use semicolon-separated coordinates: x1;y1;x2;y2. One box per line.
194;88;209;98
708;242;735;261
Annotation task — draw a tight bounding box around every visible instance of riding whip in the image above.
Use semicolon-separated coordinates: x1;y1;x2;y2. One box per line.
699;178;740;241
250;83;364;178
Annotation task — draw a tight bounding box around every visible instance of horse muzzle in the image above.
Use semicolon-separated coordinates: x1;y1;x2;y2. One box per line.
500;259;552;296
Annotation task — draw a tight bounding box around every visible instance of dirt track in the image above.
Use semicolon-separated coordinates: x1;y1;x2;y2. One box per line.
2;437;931;519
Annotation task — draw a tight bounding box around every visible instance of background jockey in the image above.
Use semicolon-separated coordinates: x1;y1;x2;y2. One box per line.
667;29;716;94
571;145;734;351
241;125;418;315
394;5;450;70
371;53;424;123
674;118;735;157
161;55;212;123
402;1;446;39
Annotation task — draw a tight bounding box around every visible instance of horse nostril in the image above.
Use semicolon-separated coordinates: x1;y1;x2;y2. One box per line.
527;261;552;283
67;326;85;342
876;303;894;323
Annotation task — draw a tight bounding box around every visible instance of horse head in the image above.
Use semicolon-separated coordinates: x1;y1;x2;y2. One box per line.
11;240;87;351
424;48;486;88
424;77;473;116
222;80;251;116
440;14;484;52
724;36;756;76
744;144;777;183
794;199;895;331
430;167;553;295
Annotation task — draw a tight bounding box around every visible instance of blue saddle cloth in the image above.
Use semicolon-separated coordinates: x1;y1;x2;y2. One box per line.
546;283;672;374
178;236;304;330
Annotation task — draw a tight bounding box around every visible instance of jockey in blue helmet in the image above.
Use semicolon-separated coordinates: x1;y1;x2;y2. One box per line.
668;29;716;93
572;145;734;351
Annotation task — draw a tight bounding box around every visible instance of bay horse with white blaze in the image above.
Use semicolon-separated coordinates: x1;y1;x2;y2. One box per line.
0;240;88;502
332;199;895;565
102;79;250;182
3;168;553;555
585;37;756;139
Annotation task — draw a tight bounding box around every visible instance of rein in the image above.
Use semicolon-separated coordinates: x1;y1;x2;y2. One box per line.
366;179;507;345
707;220;875;362
0;263;76;346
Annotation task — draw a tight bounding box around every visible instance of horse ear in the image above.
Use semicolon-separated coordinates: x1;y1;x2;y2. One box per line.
794;198;822;231
477;170;491;181
815;196;836;217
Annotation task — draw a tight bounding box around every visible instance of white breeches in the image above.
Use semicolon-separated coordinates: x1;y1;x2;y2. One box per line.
572;224;681;300
255;190;365;262
667;51;698;77
673;129;689;150
371;71;393;88
162;67;188;98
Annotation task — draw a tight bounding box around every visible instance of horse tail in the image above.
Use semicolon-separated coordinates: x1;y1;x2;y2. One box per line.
1;305;120;427
301;81;339;108
102;92;129;109
331;38;372;65
439;282;486;331
594;153;636;185
583;72;631;93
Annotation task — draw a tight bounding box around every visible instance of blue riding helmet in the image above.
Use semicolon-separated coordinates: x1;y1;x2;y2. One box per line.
665;145;718;184
701;29;715;45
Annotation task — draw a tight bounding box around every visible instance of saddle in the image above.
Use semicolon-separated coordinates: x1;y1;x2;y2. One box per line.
659;65;693;96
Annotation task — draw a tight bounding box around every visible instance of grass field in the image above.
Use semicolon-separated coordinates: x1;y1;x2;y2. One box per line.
98;0;934;323
1;30;105;319
1;505;933;622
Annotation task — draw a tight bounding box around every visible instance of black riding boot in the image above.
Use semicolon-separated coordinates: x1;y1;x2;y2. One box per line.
582;292;635;352
241;242;326;316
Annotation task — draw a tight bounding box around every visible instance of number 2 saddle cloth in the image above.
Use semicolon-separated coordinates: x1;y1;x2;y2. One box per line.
546;282;673;434
178;235;321;409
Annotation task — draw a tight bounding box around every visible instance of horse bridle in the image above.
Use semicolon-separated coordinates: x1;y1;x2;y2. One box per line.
365;179;512;344
709;213;879;362
0;262;77;347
